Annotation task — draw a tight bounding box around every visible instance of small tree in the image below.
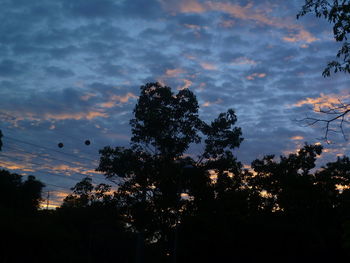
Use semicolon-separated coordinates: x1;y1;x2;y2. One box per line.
61;177;114;208
0;169;44;212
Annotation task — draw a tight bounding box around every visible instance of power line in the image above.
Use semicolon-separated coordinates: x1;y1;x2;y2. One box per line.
3;135;98;163
44;182;72;190
0;112;109;159
4;143;105;180
0;155;102;184
0;160;73;191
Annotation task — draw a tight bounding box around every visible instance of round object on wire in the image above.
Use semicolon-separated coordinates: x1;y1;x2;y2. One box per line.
58;142;64;148
84;140;91;146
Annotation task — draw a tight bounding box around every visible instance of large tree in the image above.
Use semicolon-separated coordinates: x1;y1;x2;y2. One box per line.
97;82;243;260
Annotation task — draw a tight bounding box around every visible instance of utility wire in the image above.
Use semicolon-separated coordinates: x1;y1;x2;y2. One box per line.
0;112;108;159
0;155;103;184
44;182;72;190
3;135;97;163
4;143;105;180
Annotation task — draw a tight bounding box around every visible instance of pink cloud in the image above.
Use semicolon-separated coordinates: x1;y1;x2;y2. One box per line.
246;73;266;80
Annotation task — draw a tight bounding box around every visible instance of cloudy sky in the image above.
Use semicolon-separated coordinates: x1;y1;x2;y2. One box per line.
0;0;349;207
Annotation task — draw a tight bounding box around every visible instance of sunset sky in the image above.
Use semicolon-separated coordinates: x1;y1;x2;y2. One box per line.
0;0;349;207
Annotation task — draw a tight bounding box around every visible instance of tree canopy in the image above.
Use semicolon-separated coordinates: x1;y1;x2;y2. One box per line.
97;82;243;260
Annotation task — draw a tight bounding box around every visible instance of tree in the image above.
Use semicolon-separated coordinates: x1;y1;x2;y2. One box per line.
248;144;348;260
0;169;45;212
298;0;350;76
298;1;350;140
97;82;243;260
61;177;115;208
251;144;324;214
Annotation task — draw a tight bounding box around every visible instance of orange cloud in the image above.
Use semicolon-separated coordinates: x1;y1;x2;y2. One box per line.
100;92;137;108
178;79;192;90
165;68;186;78
51;164;102;176
291;136;304;141
179;0;206;13
293;93;350;110
0;160;35;172
1;108;108;126
246;73;266;80
202;98;223;107
45;111;108;120
202;101;211;107
283;29;318;43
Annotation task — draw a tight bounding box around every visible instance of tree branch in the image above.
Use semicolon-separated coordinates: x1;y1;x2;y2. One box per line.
298;102;350;142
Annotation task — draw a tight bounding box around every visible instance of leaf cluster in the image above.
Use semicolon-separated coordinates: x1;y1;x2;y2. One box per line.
298;0;350;76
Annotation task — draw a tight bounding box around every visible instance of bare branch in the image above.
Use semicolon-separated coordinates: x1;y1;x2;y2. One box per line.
297;102;350;143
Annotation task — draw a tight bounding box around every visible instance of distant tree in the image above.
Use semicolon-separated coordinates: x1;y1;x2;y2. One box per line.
298;1;350;140
0;169;44;212
61;177;115;208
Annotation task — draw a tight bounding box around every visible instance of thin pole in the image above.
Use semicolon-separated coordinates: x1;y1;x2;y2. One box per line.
46;191;50;210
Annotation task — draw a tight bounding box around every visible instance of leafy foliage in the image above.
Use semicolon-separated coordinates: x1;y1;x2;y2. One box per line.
97;82;243;260
62;177;116;208
298;0;350;76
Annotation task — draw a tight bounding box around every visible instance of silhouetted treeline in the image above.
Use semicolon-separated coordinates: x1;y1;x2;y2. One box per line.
2;83;350;262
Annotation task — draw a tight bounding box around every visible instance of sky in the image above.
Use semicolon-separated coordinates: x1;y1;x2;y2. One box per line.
0;0;349;208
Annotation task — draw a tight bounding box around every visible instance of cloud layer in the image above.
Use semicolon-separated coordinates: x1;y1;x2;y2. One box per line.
0;0;349;205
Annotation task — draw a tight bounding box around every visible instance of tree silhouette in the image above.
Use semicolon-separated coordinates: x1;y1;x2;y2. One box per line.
62;177;116;208
0;169;44;212
56;177;134;263
97;82;243;261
